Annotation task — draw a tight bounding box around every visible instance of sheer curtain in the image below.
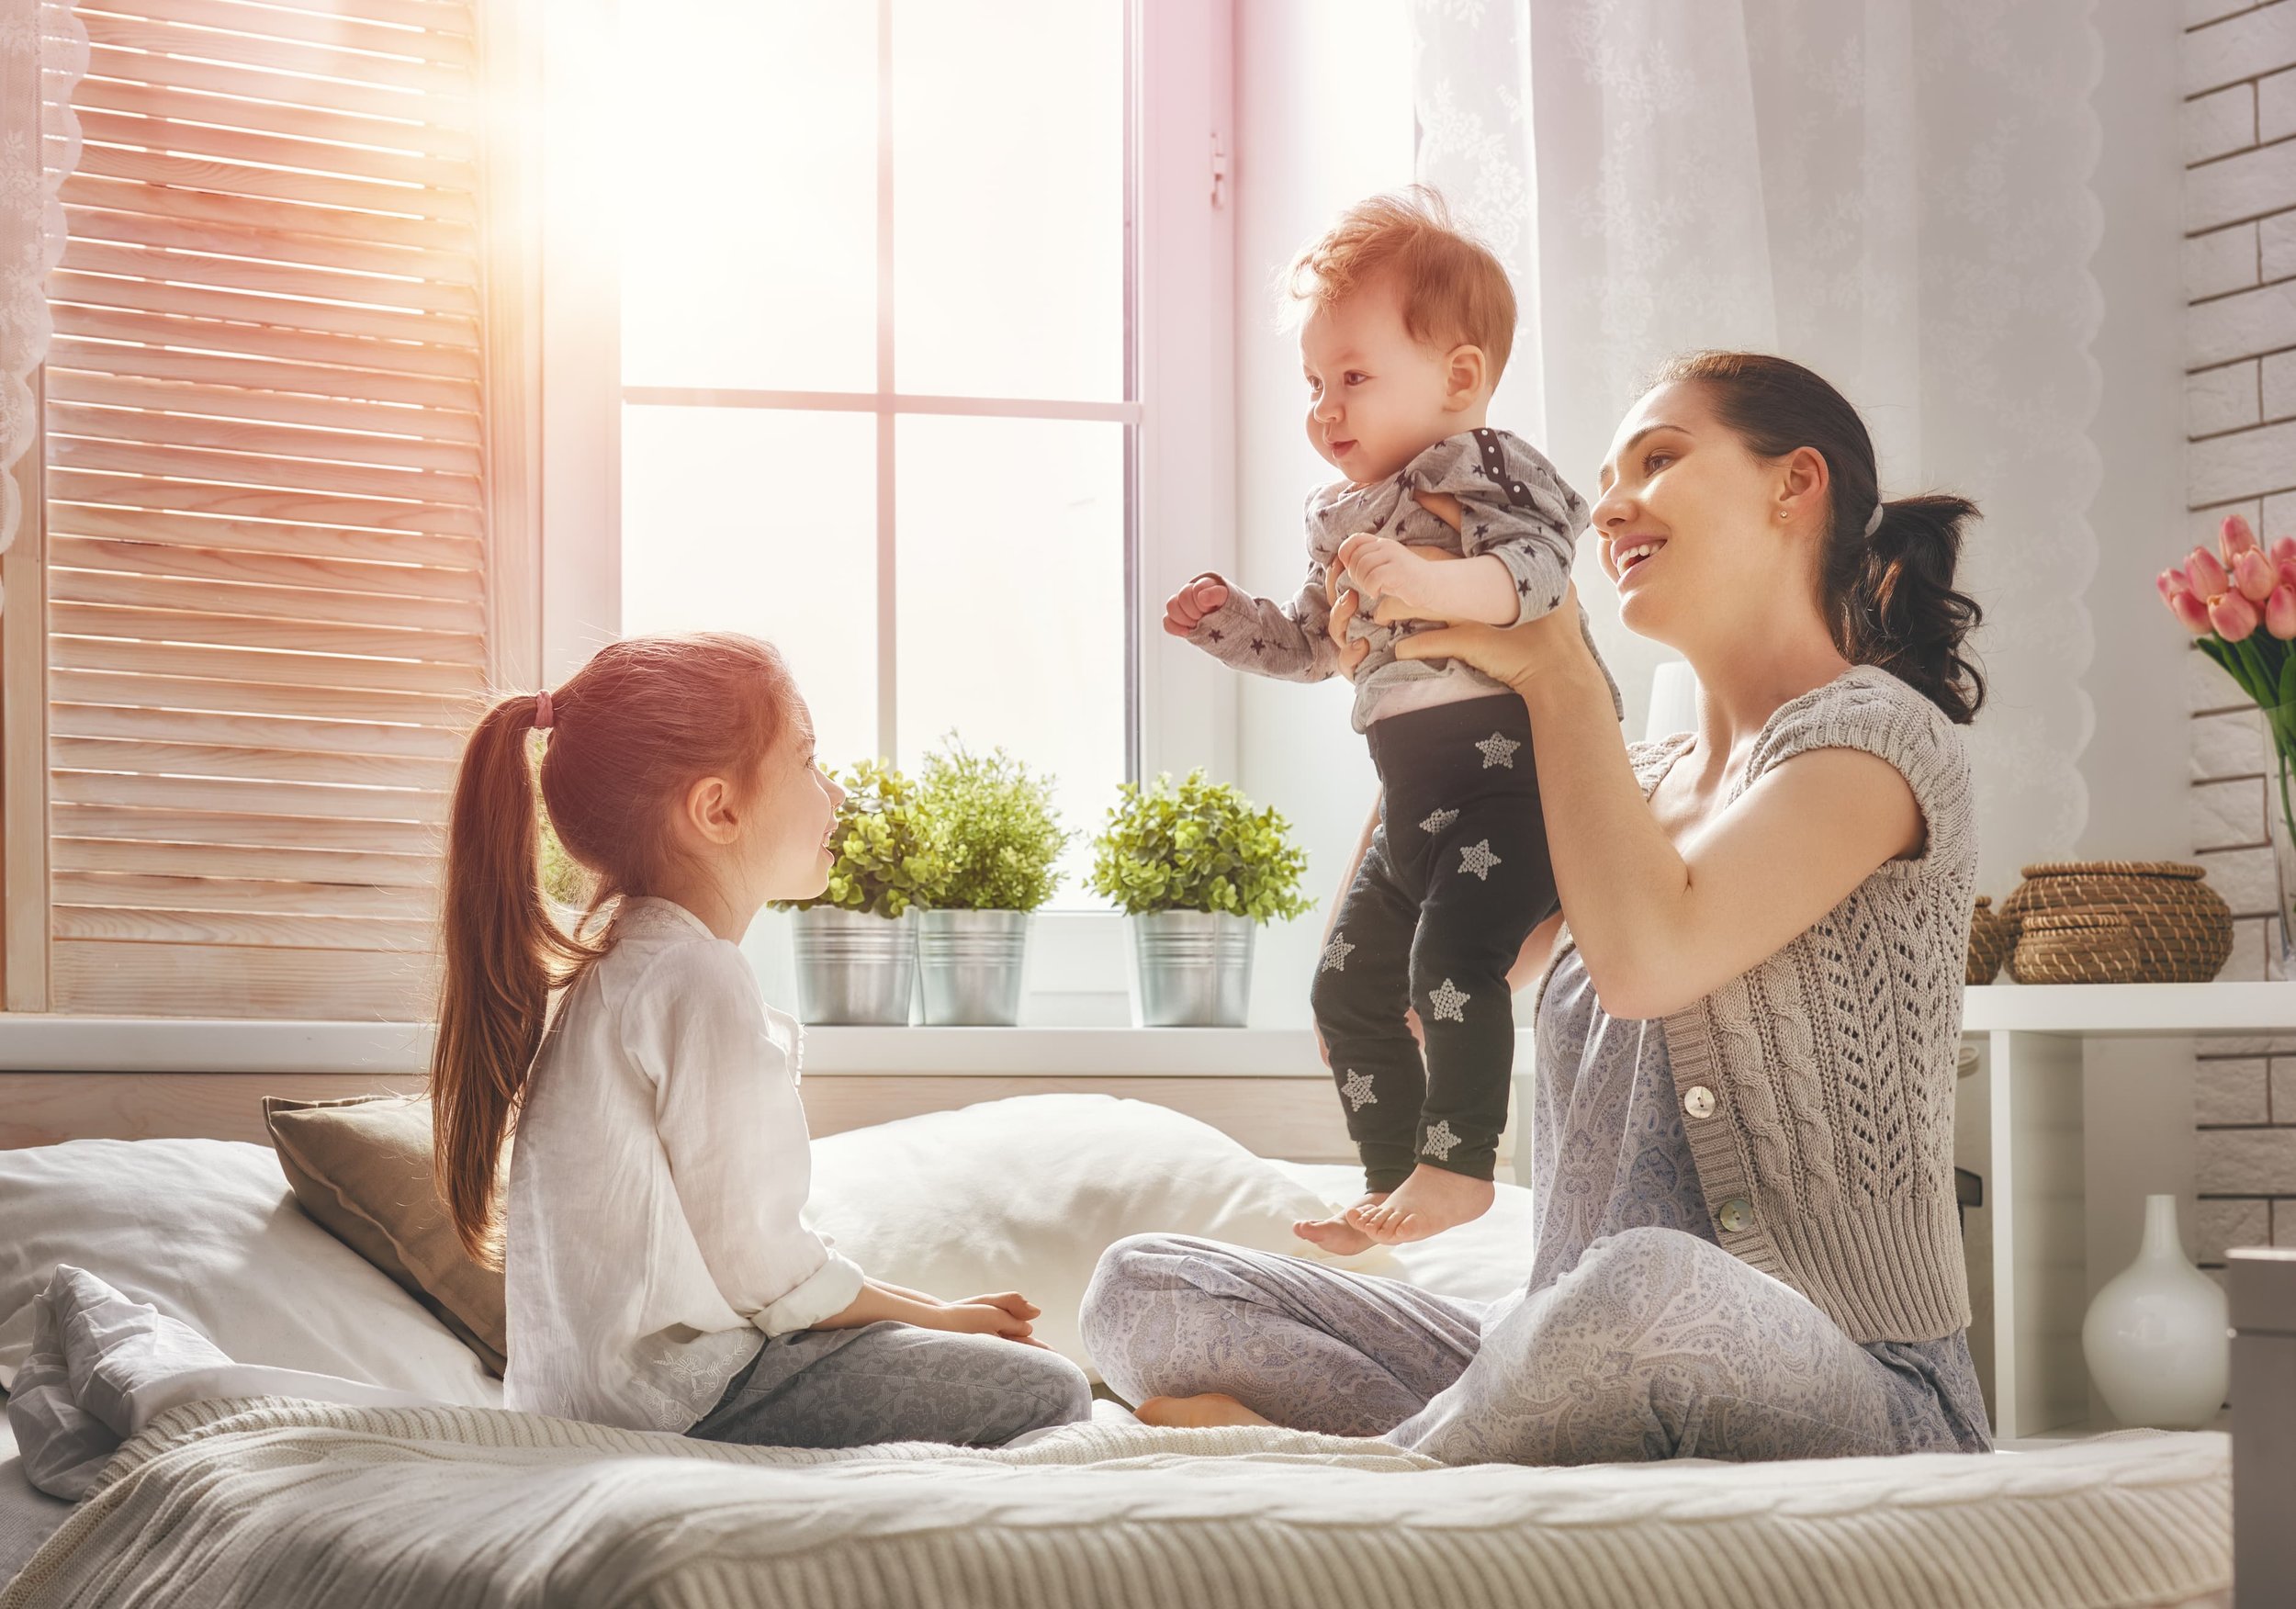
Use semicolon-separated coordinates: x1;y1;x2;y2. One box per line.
1;0;87;613
1414;0;2103;891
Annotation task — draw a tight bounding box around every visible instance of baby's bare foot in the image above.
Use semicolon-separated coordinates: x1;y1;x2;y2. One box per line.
1136;1392;1272;1429
1345;1165;1493;1244
1293;1190;1388;1255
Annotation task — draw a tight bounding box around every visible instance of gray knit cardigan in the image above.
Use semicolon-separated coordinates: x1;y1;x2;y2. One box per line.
1540;664;1977;1344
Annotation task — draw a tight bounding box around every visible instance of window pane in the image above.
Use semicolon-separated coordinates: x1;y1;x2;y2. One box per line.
618;2;876;392
895;416;1125;906
620;406;878;772
892;0;1124;401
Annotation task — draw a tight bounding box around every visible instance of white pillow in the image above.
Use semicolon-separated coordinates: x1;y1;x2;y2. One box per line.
807;1094;1390;1372
0;1139;500;1409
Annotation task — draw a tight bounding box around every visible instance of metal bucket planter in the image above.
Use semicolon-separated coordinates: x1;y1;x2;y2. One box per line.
917;909;1030;1026
1130;910;1255;1027
791;907;917;1026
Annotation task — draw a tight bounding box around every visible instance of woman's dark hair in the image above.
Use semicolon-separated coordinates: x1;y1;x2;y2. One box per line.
429;632;799;1266
1649;351;1986;725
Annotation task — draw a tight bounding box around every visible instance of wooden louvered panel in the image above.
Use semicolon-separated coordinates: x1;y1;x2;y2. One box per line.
53;701;465;760
50;508;480;572
53;803;443;856
70;74;473;162
48;409;479;479
53;837;440;890
64;204;476;289
78;14;473;101
51;770;448;826
48;470;483;538
46;372;478;448
48;434;481;508
51;669;476;729
52;302;482;382
51;634;486;697
41;0;489;1019
80;41;464;129
50;269;480;349
48;335;479;414
56;872;434;920
62;170;477;255
80;0;475;68
53;941;434;1018
51;735;457;792
51;733;455;793
51;602;483;665
71;112;472;198
62;240;479;321
50;535;483;604
74;144;478;229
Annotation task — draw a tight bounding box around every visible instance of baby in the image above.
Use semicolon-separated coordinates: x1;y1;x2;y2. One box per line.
1165;190;1620;1249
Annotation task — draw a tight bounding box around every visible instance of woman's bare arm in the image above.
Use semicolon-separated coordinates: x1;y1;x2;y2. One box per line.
1394;595;1920;1020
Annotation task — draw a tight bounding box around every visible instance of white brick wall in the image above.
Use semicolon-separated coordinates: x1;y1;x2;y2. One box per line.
2188;1;2296;1261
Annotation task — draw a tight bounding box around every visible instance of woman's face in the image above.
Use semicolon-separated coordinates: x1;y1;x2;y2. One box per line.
1588;380;1815;649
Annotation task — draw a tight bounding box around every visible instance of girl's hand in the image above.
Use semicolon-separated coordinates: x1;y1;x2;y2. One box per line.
1394;579;1591;695
920;1291;1048;1346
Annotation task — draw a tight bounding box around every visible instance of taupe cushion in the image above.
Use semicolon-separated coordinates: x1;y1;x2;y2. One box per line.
262;1095;508;1377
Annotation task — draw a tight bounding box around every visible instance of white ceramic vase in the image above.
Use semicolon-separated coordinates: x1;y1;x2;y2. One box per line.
2080;1194;2229;1430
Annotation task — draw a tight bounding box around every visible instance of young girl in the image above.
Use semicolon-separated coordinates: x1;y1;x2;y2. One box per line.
427;632;1092;1447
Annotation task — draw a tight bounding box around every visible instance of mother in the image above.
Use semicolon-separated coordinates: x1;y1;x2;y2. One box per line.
1081;352;1993;1465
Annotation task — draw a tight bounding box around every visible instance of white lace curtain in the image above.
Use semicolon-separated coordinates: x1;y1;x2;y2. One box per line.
1413;0;2102;892
1;0;88;615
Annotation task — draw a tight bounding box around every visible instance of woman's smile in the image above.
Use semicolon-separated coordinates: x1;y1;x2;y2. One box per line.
1613;535;1669;585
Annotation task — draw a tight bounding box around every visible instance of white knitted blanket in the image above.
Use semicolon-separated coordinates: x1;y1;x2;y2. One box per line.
0;1396;2229;1609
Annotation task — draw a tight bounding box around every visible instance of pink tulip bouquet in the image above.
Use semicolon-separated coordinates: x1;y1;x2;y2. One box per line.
2160;512;2296;850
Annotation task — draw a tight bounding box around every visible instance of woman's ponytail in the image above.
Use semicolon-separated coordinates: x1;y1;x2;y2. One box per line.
430;692;602;1267
1650;350;1988;726
1839;493;1986;726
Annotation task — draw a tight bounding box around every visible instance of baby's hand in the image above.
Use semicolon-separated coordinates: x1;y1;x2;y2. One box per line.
1334;534;1438;617
1163;573;1232;637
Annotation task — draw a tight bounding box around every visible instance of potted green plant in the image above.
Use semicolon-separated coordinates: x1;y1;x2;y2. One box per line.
911;740;1071;1026
1086;769;1311;1027
773;759;942;1025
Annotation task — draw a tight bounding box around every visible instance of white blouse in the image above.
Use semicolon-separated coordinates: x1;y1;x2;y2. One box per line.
501;895;865;1432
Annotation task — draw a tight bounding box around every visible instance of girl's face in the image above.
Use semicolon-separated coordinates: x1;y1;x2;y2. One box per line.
1588;379;1817;650
745;701;845;904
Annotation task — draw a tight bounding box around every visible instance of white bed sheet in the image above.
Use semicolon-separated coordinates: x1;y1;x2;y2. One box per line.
0;1418;73;1587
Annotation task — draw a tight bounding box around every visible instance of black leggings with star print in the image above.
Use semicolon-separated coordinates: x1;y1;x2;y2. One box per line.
1310;693;1554;1192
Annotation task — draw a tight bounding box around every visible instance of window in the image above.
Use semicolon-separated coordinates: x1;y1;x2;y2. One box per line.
546;0;1236;908
15;0;515;1018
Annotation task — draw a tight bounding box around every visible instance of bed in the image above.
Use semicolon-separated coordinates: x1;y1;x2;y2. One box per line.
0;1094;2254;1608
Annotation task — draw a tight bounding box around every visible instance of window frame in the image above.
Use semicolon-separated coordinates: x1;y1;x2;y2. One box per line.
528;0;1238;796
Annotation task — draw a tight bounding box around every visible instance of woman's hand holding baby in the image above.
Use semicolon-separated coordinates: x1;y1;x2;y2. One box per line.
1394;579;1596;697
1162;574;1232;636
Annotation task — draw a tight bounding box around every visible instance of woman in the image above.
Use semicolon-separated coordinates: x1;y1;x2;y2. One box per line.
1080;352;1993;1465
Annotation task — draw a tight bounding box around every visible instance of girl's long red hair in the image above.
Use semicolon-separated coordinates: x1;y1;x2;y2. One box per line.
429;634;797;1266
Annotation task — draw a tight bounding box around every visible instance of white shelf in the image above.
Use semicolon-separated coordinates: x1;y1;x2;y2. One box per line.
1964;981;2296;1036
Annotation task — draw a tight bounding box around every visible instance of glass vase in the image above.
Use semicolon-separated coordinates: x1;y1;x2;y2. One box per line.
2268;715;2296;980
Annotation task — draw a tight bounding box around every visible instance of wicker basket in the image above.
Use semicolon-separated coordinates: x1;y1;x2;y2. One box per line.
2001;861;2233;985
1966;895;2012;985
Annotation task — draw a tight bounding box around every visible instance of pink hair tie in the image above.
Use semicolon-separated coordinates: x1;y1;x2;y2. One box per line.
534;689;555;731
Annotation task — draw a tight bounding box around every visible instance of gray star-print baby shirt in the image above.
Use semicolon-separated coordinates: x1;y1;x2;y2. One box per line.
1185;427;1623;732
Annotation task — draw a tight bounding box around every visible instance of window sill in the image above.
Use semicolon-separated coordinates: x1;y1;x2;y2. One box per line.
2;985;2288;1077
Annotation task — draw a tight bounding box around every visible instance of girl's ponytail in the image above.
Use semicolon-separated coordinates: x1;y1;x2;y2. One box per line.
1649;350;1987;726
430;692;602;1267
1840;493;1986;726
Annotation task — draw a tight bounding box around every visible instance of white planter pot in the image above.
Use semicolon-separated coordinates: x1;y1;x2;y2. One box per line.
790;907;917;1026
917;909;1030;1027
1129;911;1255;1028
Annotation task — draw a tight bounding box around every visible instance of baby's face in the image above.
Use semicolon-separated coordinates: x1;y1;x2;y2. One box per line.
1299;277;1459;486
